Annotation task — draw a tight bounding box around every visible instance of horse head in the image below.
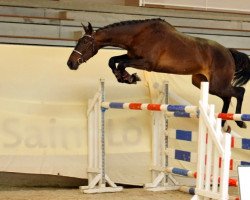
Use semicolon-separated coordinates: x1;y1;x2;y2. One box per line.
67;22;98;70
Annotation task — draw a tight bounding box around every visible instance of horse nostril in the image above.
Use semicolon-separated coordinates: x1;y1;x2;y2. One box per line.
67;60;73;68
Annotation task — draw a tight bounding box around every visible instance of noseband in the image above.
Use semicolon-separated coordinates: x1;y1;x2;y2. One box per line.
73;35;95;64
73;49;83;64
73;49;82;56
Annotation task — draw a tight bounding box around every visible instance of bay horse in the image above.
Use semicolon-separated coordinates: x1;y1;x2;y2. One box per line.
67;19;250;128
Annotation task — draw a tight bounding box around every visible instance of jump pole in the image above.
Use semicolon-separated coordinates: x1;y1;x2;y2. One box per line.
101;102;198;113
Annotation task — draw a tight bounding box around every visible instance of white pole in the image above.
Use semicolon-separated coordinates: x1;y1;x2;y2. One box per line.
87;99;94;183
152;112;159;181
164;82;169;185
196;82;209;199
94;99;99;178
100;79;106;185
212;119;220;194
220;132;231;199
204;104;214;200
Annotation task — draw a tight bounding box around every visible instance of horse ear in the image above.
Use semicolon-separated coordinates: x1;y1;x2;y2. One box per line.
81;22;93;35
87;22;93;35
81;22;88;34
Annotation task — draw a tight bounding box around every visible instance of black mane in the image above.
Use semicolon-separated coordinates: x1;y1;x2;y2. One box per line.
96;18;165;32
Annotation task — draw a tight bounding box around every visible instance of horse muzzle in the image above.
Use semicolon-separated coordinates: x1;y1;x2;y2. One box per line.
67;60;79;70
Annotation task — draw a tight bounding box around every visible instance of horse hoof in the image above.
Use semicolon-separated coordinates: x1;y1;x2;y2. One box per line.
122;73;141;84
236;121;247;128
223;125;231;133
132;73;141;82
117;78;124;83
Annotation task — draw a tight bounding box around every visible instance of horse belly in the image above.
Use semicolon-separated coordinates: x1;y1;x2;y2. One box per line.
155;55;204;75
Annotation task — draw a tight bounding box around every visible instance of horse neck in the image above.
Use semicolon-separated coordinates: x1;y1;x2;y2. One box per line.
94;27;137;49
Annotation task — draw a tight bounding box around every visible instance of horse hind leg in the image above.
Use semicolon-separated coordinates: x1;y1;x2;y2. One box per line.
214;86;246;129
191;74;244;128
191;74;233;126
233;86;246;128
220;97;231;129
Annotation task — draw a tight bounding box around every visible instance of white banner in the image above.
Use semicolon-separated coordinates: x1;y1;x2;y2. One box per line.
140;0;250;12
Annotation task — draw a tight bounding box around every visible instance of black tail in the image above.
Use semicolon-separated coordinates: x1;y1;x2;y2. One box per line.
229;48;250;87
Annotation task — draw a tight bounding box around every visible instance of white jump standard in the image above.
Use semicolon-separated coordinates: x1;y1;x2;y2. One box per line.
80;79;123;193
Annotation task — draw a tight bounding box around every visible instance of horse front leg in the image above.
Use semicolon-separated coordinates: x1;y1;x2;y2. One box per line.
108;54;129;83
117;59;150;84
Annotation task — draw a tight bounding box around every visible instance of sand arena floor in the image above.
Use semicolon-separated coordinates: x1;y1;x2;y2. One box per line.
0;186;240;200
0;187;191;200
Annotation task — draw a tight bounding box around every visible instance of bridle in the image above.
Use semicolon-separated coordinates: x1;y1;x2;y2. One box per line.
73;49;83;56
73;35;95;64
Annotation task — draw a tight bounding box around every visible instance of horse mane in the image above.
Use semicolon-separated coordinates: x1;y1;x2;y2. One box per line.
96;18;166;32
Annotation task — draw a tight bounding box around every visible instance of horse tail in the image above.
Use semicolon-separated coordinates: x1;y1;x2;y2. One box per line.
229;48;250;87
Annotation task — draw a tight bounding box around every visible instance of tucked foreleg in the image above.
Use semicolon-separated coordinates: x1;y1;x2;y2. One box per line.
108;54;129;83
116;59;152;84
109;56;149;84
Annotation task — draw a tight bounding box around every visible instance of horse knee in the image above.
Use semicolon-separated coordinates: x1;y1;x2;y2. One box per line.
117;61;126;71
108;57;116;70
